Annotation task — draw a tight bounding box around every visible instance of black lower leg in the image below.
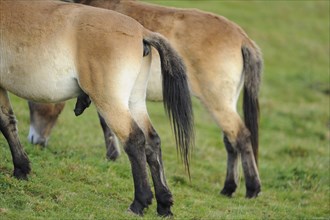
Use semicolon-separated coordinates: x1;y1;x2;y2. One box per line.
124;124;153;216
237;129;261;198
220;136;239;197
0;107;30;180
146;128;173;217
97;113;119;160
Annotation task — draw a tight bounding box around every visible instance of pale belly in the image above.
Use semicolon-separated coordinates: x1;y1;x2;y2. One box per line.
0;46;81;103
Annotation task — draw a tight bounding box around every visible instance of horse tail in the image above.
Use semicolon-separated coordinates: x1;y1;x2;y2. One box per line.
143;31;194;177
241;40;263;166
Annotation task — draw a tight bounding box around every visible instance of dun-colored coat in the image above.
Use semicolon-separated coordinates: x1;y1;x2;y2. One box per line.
28;0;262;198
0;0;195;216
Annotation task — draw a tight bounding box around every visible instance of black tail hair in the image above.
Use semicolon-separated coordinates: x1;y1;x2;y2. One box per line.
242;44;263;166
143;33;194;177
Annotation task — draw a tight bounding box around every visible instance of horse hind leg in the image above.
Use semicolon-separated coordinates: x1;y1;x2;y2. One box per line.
124;121;153;215
97;112;120;161
145;127;173;216
129;54;173;216
130;105;173;216
212;107;260;198
197;59;260;197
84;64;153;215
94;99;153;215
0;88;30;179
236;125;261;198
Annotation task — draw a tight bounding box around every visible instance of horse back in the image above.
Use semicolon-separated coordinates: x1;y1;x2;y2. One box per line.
105;0;248;51
101;0;251;96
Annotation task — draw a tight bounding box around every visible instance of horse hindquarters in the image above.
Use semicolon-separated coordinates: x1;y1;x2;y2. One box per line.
0;88;30;179
75;33;157;214
72;47;174;216
194;44;261;198
87;31;193;216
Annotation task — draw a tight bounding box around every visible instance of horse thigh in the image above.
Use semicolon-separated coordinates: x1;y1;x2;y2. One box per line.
198;65;244;144
129;54;152;131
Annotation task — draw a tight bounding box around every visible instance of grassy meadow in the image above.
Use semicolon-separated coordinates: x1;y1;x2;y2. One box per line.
0;0;329;219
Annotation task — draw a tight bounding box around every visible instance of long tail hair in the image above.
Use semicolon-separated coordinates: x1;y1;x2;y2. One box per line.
242;41;263;166
143;31;194;176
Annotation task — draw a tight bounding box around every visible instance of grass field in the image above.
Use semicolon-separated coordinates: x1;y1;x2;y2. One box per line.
1;0;329;219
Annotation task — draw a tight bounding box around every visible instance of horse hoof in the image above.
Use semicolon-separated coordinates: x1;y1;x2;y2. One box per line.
245;179;261;198
128;201;144;216
220;182;237;197
106;150;119;161
13;168;29;180
220;188;234;197
246;186;261;198
156;189;173;217
157;203;173;217
13;159;31;180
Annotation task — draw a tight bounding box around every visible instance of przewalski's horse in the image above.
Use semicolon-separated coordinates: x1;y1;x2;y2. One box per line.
28;102;65;147
28;0;262;198
0;0;194;216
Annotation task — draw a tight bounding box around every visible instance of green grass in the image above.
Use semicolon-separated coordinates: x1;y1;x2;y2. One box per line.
1;0;329;219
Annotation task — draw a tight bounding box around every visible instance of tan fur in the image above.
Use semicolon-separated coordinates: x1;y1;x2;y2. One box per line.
25;0;262;197
1;1;195;213
85;0;260;143
0;0;146;140
83;0;262;197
